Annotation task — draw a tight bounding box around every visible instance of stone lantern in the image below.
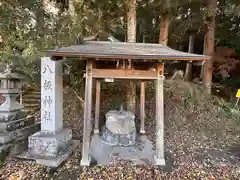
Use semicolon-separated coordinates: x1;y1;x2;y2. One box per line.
0;65;40;147
0;65;25;121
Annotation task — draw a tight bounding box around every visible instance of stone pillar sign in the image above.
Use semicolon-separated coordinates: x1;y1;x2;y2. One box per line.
41;58;63;132
28;57;73;167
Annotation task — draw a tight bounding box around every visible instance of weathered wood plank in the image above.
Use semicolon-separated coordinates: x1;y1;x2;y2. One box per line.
140;81;145;134
91;69;158;80
94;80;100;134
155;62;165;165
81;60;93;166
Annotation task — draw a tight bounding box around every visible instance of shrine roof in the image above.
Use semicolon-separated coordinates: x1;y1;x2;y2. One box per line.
47;41;210;61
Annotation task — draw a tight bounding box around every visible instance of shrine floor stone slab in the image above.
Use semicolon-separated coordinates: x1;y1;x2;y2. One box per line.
16;140;79;168
90;134;155;165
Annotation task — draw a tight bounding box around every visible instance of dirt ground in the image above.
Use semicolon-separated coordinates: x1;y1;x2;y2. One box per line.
0;80;240;180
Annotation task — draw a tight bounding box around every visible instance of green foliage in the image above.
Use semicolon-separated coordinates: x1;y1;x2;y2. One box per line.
217;99;234;116
221;77;240;89
0;0;240;86
183;85;198;107
215;97;240;122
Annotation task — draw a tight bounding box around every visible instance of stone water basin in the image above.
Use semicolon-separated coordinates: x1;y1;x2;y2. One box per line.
102;107;136;146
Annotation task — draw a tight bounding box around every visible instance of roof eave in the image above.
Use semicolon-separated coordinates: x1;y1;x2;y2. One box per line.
46;51;209;61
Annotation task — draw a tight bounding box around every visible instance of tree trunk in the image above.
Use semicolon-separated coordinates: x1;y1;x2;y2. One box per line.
184;34;195;81
125;0;136;113
35;0;44;48
159;0;170;45
68;0;75;17
159;15;169;45
127;0;136;43
203;0;217;94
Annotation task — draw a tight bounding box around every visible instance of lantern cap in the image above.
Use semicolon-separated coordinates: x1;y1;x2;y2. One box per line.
0;64;25;80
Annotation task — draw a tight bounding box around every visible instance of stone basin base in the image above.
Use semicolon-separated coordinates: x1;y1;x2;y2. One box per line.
101;126;136;146
90;134;155;165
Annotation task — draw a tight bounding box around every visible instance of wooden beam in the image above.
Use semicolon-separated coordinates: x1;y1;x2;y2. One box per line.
140;81;145;134
94;79;101;134
92;69;158;80
81;60;93;166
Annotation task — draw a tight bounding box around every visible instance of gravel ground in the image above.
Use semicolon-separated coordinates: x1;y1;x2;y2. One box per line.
1;80;240;180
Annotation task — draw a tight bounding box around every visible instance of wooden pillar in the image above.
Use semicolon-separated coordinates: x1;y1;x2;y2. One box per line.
94;79;101;134
140;81;145;134
154;62;165;165
81;60;93;166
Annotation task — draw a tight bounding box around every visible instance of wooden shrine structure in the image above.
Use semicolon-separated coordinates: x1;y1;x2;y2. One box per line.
46;41;210;166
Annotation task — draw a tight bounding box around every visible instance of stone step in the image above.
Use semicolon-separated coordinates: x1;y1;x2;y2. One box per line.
24;91;41;95
0;116;35;132
22;92;41;108
22;95;41;99
21;90;40;113
23;91;40;96
23;103;40;108
31;91;41;94
22;97;41;101
22;98;41;104
0;122;40;144
22;96;41;102
22;100;40;105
